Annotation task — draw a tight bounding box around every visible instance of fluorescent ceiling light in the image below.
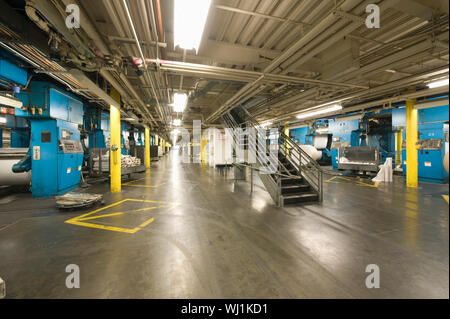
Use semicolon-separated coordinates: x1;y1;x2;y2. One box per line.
172;93;188;113
0;94;23;108
296;104;343;120
427;78;449;89
260;122;272;128
174;0;212;52
173;119;182;126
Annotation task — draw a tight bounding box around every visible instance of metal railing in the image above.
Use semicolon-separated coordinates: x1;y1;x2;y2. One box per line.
278;131;323;202
223;113;282;205
223;109;323;204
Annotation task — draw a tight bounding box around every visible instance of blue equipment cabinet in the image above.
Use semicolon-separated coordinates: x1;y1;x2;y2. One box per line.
16;82;84;197
399;104;449;183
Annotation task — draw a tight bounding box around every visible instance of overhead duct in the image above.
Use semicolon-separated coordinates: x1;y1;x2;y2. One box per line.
415;98;449;110
69;69;119;108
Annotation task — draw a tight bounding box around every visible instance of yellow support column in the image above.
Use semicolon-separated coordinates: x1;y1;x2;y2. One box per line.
406;99;418;188
145;127;150;169
110;88;121;193
201;138;207;164
284;126;290;157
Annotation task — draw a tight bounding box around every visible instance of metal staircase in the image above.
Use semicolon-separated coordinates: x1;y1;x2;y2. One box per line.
223;109;323;207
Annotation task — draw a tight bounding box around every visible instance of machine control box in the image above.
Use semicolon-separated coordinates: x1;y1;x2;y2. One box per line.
59;140;83;154
402;139;443;150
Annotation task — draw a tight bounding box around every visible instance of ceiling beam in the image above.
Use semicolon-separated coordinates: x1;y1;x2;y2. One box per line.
213;4;312;27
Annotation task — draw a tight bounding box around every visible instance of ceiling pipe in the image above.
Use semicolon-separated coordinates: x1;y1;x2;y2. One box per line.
251;5;448;120
151;0;172;105
269;66;449;122
102;0;162;124
137;58;368;89
100;69;157;125
205;0;367;123
121;0;166;125
213;4;311;27
283;86;450;124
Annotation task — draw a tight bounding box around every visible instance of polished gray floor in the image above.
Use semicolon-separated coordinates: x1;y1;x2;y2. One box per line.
0;151;448;298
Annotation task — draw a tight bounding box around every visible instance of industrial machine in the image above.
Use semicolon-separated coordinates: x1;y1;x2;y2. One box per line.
332;114;395;173
396;103;449;183
337;146;380;172
402;127;449;183
11;81;84;198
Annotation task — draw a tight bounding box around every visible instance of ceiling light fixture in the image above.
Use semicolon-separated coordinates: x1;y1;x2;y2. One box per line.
173;119;182;126
174;0;212;52
427;78;449;89
296;104;343;120
172;93;188;113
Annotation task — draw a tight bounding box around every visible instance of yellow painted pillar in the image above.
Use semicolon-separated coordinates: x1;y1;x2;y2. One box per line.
155;135;159;146
396;128;403;166
145;127;150;169
201;138;207;164
110;88;121;193
284;126;290;157
406;99;418;188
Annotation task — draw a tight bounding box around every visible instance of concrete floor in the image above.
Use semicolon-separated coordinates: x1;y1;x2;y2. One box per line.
0;151;448;298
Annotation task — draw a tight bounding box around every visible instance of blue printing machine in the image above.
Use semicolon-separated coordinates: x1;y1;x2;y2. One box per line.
14;81;84;197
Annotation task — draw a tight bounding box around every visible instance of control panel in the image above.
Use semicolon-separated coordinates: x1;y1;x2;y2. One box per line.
402;138;443;150
59;140;83;153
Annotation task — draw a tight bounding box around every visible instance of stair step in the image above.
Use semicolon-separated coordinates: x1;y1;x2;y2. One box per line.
280;177;303;185
281;184;311;194
283;193;319;205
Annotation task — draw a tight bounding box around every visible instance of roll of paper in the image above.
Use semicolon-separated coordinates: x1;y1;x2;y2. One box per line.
0;159;31;186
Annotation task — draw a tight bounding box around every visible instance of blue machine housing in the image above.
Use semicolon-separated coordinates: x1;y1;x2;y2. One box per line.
5;114;29;147
29;119;83;197
0;58;28;86
328;118;360;169
289;113;397;170
84;107;110;149
16;81;84;197
396;104;449;183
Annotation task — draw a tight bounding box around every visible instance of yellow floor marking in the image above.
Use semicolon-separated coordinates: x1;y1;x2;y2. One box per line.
137;218;155;229
65;198;177;234
123;182;166;188
122;177;166;188
122;178;146;186
69;199;129;221
65;220;138;234
443;195;449;204
77;212;124;221
326;176;379;188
